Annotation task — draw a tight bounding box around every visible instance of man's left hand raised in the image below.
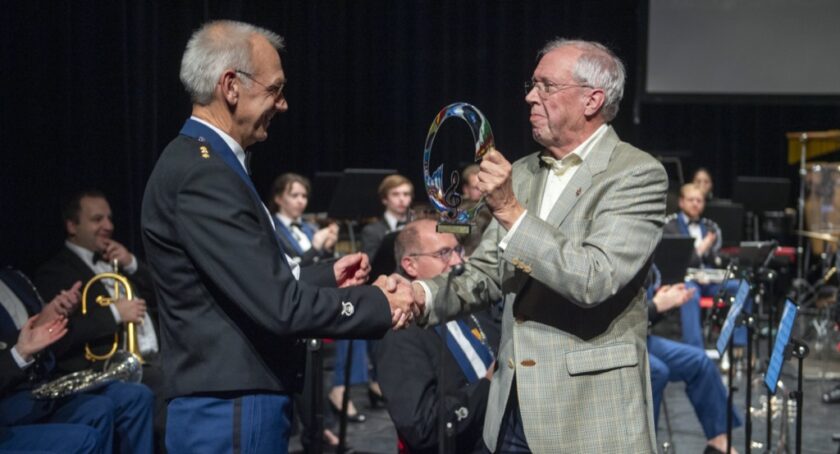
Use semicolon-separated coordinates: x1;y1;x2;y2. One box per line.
334;252;371;288
477;149;525;230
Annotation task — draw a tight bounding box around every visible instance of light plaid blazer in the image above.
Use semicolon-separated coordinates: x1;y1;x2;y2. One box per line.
423;126;667;453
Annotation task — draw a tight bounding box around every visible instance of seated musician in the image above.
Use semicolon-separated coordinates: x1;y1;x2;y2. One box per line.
270;172;339;266
33;189;161;449
646;265;742;454
663;183;748;349
0;267;153;453
692;167;715;201
375;219;500;454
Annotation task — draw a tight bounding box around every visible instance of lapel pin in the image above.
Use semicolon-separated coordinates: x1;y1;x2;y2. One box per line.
200;146;210;159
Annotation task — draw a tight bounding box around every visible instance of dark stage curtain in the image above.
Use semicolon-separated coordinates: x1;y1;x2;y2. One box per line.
2;0;839;276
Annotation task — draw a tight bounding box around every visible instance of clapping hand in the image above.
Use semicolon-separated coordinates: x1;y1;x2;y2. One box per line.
36;281;82;327
15;315;69;362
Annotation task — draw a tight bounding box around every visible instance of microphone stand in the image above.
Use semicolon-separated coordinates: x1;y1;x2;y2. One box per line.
438;264;464;454
787;339;809;454
336;219;359;454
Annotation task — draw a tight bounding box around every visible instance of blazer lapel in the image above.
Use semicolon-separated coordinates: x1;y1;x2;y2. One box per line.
544;126;620;227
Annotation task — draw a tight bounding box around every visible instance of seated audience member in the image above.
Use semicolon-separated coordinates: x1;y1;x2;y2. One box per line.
0;267;153;453
646;267;741;454
330;174;415;419
692;167;714;200
375;219;500;454
271;172;339;266
663;183;747;349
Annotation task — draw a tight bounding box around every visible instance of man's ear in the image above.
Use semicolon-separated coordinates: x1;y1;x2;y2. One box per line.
219;69;240;105
66;220;77;237
401;257;417;280
273;194;284;212
583;88;606;118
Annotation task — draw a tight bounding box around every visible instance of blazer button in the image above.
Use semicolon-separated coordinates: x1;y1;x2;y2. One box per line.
507;358;515;369
520;359;536;367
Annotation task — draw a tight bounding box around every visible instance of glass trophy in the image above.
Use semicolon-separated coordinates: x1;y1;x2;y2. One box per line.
422;102;494;234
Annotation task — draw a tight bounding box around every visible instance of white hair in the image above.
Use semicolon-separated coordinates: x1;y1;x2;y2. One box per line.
180;20;285;105
539;38;626;122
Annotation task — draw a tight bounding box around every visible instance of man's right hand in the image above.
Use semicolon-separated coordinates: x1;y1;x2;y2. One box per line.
372;275;416;329
36;281;82;327
114;298;147;324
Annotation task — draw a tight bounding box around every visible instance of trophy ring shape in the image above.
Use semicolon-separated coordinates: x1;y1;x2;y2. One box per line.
423;102;495;234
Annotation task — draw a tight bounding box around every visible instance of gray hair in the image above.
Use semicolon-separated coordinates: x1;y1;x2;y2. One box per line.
539;38;625;122
180;20;285;105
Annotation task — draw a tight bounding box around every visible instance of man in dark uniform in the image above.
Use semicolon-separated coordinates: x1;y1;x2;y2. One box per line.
376;219;500;454
140;20;417;453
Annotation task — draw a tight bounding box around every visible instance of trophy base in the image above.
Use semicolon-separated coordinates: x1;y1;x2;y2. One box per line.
437;223;472;235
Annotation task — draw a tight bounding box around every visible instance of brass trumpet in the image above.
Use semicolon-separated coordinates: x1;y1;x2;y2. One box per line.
81;259;144;364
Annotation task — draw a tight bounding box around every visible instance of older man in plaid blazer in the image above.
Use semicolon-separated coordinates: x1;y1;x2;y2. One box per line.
412;39;667;453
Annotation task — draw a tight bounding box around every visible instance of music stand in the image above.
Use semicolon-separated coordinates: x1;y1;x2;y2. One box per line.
327;168;397;220
307;171;343;214
653;235;695;285
737;241;776;269
733;176;791;242
370;231;399;278
703;201;744;248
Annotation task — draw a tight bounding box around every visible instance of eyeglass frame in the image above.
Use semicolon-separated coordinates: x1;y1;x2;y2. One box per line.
524;78;593;98
407;244;465;262
235;69;286;101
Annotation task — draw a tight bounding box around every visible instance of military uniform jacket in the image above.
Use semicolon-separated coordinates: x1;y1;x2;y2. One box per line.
422;126;667;453
141;122;391;399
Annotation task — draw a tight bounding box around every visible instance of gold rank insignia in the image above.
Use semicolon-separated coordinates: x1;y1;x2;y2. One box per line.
471;328;481;340
200;146;210;159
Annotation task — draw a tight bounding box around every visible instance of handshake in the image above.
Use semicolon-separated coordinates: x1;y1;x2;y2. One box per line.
372;274;425;330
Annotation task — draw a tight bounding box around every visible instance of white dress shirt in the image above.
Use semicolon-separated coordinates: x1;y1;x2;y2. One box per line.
191;116;301;280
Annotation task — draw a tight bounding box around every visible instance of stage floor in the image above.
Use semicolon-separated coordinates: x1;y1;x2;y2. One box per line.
291;357;840;453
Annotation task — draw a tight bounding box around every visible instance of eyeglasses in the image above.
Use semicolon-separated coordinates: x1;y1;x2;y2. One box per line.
524;79;592;98
235;70;286;101
408;245;464;262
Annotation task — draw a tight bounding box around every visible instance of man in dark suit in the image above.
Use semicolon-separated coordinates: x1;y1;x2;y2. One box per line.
34;189;156;374
360;174;414;259
140;20;417;453
376;219;500;454
34;189;166;450
1;267;154;453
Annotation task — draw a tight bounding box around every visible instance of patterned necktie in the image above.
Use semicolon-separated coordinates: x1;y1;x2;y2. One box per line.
539;153;582;177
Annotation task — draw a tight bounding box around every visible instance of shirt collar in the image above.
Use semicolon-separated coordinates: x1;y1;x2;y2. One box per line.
569;123;608;163
190;116;247;172
65;240;96;267
383;211;405;232
276;213;301;228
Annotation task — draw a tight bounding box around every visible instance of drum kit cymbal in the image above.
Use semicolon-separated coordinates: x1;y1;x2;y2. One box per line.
795;230;840;243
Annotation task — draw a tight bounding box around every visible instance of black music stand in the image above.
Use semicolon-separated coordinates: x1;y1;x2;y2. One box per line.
704;201;745;248
308;171;344;215
326;168;397;454
653;235;695;284
733;176;791;241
